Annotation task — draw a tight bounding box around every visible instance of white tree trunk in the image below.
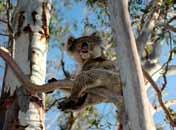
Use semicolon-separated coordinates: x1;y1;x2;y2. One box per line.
108;0;155;130
2;0;51;129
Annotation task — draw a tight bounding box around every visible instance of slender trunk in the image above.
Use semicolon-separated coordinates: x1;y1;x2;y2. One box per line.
2;0;51;129
108;0;155;130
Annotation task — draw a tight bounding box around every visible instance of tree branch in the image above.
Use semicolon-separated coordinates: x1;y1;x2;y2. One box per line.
165;24;176;32
0;33;10;37
143;63;176;90
166;65;176;76
0;19;8;24
0;46;73;94
168;16;176;23
155;99;176;113
137;0;162;56
142;68;176;126
108;0;155;129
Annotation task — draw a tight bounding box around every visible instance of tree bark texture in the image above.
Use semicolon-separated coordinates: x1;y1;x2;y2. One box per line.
108;0;155;130
1;0;51;129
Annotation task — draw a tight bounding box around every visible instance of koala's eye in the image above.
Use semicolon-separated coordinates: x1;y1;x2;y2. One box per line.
81;42;88;49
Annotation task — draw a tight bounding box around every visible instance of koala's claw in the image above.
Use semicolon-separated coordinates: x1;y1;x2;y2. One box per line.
57;98;77;111
48;78;57;83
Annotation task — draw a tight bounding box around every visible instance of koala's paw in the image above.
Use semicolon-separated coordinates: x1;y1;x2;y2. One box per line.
57;93;88;111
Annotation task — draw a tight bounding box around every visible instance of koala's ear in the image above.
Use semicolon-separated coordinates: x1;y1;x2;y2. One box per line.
67;36;75;46
66;36;75;52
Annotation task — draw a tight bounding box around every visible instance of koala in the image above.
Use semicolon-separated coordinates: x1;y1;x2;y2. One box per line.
57;33;123;111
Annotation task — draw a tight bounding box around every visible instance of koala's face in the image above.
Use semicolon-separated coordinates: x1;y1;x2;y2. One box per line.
66;34;102;64
74;41;91;62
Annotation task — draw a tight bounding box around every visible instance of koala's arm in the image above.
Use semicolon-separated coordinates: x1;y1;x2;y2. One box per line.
71;69;121;97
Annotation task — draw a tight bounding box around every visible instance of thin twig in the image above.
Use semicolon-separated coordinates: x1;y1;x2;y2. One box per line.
143;68;176;126
165;24;176;32
61;57;71;79
0;33;10;37
168;16;176;23
0;19;8;24
161;36;173;90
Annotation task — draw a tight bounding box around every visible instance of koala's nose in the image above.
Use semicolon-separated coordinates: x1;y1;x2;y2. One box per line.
81;42;88;49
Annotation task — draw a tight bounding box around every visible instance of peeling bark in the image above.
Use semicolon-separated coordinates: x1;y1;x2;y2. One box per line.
1;0;52;130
